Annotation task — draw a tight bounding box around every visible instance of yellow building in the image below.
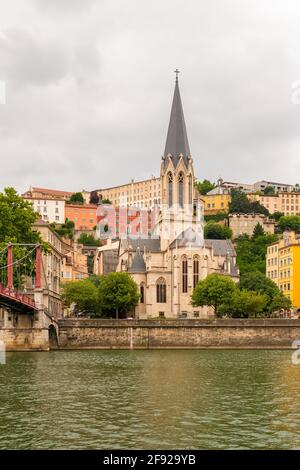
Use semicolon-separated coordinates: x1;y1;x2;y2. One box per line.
266;231;300;308
201;194;231;215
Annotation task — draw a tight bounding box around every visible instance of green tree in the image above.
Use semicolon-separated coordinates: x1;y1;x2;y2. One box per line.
50;219;75;239
235;233;278;274
0;188;44;287
252;222;265;239
69;192;84;204
192;274;237;316
195;179;215;195
269;294;292;313
98;272;139;319
219;289;268;318
204;212;228;223
78;233;102;246
263;186;276;195
229;189;251;213
89;191;100;204
239;271;290;314
278;215;300;233
101;198;112;204
0;187;40;243
229;189;269;216
204;222;232;240
271;211;284;222
250;201;269;216
61;279;99;313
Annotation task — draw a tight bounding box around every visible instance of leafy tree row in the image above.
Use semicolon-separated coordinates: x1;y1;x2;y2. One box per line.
192;273;290;318
235;232;278;275
62;272;139;319
204;222;232;240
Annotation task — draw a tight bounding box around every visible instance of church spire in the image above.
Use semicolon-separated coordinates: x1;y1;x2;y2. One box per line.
164;71;191;168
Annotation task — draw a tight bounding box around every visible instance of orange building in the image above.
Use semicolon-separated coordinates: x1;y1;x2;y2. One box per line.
65;203;97;230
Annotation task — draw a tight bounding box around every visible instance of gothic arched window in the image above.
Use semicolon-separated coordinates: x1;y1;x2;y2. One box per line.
178;172;184;208
168;172;173;207
193;256;199;288
140;283;145;304
188;174;193;205
156;278;166;303
182;257;188;293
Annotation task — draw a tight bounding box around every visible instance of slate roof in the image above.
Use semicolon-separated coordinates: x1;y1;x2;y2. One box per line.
128;250;146;273
204;239;236;256
123;238;161;253
163;79;191;168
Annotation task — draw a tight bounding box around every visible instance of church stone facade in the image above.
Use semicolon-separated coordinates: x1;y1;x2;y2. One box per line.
115;76;239;319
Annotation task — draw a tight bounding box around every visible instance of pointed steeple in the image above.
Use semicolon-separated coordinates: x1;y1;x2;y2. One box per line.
164;72;191;168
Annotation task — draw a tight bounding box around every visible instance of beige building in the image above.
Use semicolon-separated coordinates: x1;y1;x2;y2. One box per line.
23;186;73;201
249;192;300;216
95;176;161;209
111;77;239;319
32;220;64;319
229;213;275;239
61;240;89;282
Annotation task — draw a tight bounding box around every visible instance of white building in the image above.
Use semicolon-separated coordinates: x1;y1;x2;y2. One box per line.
24;197;65;224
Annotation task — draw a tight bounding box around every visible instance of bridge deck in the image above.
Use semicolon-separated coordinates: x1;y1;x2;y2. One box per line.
0;284;38;314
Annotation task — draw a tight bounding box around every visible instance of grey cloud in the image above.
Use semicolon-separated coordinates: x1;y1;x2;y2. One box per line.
1;0;300;193
0;28;69;87
33;0;97;16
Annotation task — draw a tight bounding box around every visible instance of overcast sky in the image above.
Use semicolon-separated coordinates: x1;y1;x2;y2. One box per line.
1;0;300;193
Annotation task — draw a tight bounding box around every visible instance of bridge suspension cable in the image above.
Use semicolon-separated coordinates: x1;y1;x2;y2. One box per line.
0;246;37;271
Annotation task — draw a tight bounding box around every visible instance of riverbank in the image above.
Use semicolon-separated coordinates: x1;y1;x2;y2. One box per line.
2;318;300;351
57;318;300;350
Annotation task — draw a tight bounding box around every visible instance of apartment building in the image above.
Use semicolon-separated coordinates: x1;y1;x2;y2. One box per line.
61;240;89;282
65;203;97;230
95;176;161;208
23;196;65;224
253;180;295;193
23;186;73;201
266;231;300;308
249;192;300;216
32;220;63;318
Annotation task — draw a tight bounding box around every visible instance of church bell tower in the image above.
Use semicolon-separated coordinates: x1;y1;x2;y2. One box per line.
157;71;203;250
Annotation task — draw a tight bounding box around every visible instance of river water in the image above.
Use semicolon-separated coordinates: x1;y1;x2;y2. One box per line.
0;350;300;449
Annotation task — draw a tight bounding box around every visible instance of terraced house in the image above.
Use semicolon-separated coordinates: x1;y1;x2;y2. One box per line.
266;231;300;308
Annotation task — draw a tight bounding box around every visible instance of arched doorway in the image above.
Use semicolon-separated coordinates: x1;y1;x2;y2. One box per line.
48;324;59;350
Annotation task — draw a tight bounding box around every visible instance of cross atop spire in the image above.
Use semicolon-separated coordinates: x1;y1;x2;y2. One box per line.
163;73;191;168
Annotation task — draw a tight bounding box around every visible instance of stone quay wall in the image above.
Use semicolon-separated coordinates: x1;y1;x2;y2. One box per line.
57;318;300;350
0;327;49;351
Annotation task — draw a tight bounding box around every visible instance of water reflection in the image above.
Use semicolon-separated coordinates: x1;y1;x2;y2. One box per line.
0;350;299;449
